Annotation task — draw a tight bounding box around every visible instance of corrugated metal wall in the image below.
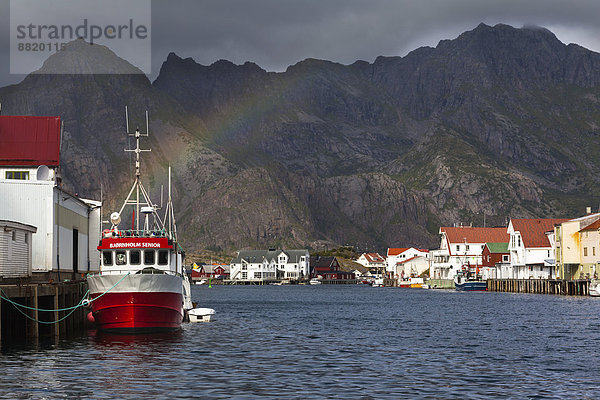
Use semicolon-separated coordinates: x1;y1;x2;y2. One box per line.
0;180;53;270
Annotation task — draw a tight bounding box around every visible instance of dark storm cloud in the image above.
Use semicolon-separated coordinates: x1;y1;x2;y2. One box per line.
2;0;600;87
148;0;600;77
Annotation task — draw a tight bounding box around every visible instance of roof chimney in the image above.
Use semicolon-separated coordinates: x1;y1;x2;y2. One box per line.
587;206;592;215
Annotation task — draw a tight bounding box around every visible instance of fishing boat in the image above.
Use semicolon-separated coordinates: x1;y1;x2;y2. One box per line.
87;110;193;333
454;265;487;291
590;279;600;297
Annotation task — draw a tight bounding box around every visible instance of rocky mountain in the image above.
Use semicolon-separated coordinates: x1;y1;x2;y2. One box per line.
2;23;599;252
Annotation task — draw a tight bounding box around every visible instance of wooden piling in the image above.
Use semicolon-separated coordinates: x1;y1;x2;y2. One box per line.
487;278;591;296
0;281;87;345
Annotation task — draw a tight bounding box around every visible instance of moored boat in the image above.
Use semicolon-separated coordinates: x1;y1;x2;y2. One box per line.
188;307;216;322
309;278;322;285
590;279;600;297
87;110;192;333
454;266;487;291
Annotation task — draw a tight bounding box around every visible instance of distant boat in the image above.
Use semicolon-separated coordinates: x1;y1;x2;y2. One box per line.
372;278;384;287
309;278;322;285
195;279;207;285
590;279;600;296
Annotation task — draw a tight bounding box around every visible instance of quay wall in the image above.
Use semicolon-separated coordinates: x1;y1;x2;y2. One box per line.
487;279;590;296
0;280;89;345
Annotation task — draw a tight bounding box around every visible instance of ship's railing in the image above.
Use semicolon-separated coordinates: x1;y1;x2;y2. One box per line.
103;229;169;239
88;268;183;278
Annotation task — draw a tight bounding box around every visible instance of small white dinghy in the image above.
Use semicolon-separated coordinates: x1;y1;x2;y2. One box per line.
188;308;216;322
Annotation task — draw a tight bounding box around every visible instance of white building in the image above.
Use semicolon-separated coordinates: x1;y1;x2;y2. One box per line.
430;226;509;280
355;252;386;276
508;218;570;279
386;248;429;278
230;249;310;282
0;115;102;279
0;220;37;278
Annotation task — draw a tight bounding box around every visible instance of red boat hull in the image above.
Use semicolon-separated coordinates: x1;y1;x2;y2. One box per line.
90;291;183;333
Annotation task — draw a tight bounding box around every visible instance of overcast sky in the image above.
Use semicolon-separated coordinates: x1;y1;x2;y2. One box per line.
1;0;600;87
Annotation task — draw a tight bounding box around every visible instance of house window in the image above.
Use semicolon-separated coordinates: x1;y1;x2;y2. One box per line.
594;247;596;257
242;264;247;270
12;231;16;241
241;271;247;279
144;250;155;265
517;236;521;247
24;233;28;244
254;272;262;279
502;255;509;262
456;245;460;252
584;247;588;257
466;245;470;251
5;171;29;180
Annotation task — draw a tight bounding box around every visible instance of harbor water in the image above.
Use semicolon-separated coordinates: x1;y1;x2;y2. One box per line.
2;285;600;399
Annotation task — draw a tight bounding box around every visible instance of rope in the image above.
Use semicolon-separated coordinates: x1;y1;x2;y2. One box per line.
0;272;131;324
0;288;90;312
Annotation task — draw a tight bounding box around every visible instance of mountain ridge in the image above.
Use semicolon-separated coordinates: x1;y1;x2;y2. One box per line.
2;23;598;252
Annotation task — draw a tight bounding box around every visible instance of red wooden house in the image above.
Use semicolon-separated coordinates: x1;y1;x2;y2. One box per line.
191;263;230;280
309;256;355;280
481;243;510;267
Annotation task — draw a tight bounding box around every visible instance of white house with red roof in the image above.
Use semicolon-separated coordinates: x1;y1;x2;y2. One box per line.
430;226;509;280
356;252;387;276
508;218;570;279
385;248;429;279
0;115;101;279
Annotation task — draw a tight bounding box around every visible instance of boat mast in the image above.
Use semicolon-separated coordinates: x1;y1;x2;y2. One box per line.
124;107;150;231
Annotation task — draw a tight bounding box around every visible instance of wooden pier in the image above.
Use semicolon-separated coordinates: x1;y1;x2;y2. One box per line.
0;281;88;344
487;279;590;296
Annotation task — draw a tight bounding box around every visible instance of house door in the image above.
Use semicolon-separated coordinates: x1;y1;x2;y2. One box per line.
72;229;79;273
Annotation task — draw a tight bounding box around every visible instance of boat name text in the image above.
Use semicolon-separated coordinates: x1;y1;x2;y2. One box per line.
109;242;162;249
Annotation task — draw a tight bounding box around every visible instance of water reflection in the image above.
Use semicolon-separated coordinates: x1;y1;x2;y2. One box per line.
2;286;600;399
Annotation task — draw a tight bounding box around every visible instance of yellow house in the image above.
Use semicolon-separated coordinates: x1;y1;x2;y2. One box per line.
555;212;600;280
579;219;600;279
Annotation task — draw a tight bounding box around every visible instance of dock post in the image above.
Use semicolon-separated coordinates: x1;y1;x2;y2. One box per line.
53;285;59;338
32;286;39;338
58;286;66;338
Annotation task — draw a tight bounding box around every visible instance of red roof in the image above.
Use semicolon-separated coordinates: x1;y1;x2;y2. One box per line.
364;253;385;263
387;248;409;256
441;227;509;244
396;255;425;265
510;218;570;248
580;219;600;232
0;116;61;166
